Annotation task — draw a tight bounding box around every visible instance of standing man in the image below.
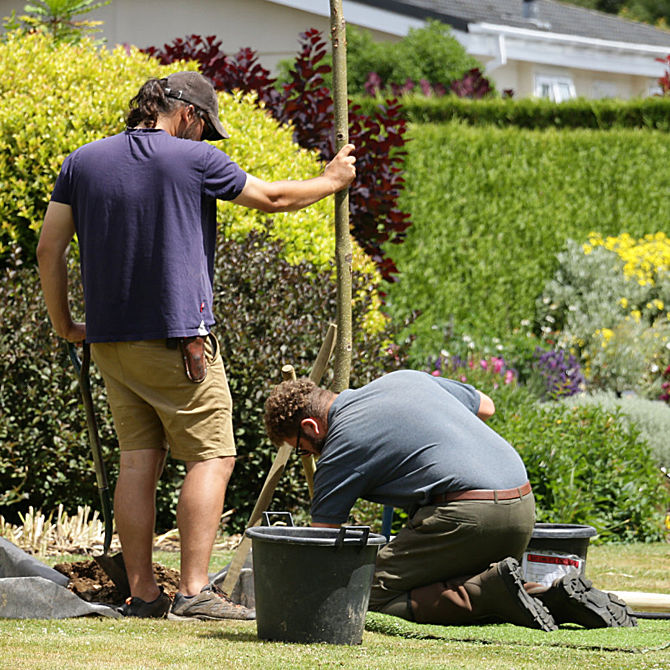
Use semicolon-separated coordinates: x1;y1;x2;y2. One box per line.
264;370;636;629
37;71;356;619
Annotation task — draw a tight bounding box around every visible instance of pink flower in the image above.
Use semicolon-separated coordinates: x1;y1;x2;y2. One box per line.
460;375;468;383
480;359;488;370
491;357;504;374
431;370;441;377
504;370;515;385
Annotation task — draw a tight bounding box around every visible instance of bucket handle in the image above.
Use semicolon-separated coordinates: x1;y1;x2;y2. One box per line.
335;525;370;549
261;511;295;527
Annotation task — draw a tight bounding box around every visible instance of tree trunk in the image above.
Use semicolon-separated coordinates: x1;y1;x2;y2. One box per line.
329;0;352;393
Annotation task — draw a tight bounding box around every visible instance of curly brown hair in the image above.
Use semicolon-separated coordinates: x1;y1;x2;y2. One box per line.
263;378;332;446
126;77;185;129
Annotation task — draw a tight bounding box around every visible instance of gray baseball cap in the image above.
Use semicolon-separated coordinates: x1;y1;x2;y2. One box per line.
163;71;229;140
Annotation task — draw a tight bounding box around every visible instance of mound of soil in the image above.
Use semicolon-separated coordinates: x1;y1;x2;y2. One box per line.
54;559;180;606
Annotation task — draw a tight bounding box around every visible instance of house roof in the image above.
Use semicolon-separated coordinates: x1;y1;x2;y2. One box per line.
353;0;670;47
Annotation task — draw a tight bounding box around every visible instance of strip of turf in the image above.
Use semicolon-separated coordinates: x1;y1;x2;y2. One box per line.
365;612;670;654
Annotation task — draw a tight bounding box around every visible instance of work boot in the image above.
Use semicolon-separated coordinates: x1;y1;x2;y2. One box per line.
466;557;557;631
527;572;637;628
119;586;171;618
171;583;256;620
411;557;556;631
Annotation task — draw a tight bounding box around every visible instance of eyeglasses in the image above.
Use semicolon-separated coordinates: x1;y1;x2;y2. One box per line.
295;424;311;457
185;104;214;141
194;107;216;141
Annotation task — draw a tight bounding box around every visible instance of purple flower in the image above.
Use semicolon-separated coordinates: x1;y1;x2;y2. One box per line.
534;347;585;399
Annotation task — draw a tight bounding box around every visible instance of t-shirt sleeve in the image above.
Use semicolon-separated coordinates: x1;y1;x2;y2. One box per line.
431;376;480;414
202;146;247;200
50;152;75;205
310;463;370;525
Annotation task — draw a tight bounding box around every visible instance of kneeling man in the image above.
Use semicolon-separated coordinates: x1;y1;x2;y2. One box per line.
264;370;635;630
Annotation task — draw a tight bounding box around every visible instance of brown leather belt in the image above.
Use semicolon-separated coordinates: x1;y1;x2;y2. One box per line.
430;480;532;504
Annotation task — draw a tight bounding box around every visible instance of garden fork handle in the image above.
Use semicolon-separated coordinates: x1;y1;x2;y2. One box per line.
67;342;113;555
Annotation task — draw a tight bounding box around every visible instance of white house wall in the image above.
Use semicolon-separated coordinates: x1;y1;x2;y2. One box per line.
0;0;667;98
0;0;399;73
466;24;667;98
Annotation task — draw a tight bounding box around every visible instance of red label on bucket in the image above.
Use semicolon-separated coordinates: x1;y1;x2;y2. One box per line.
526;553;580;569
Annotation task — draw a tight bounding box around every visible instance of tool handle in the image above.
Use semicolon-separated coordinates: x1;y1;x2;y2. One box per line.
98;487;114;555
68;343;108;490
68;341;113;552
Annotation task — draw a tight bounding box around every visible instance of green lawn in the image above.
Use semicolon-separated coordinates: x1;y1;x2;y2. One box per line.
1;542;668;670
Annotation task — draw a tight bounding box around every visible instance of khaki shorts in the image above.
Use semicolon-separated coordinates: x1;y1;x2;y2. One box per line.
91;336;235;462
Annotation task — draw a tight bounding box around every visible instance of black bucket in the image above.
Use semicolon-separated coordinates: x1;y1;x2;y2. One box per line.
245;524;386;645
522;523;597;585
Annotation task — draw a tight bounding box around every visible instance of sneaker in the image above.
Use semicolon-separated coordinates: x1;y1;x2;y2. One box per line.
493;558;558;632
171;583;256;620
118;586;171;618
532;573;637;629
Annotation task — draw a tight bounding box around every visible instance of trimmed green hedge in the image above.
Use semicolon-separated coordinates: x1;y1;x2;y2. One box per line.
0;30;377;283
353;95;670;130
385;121;670;363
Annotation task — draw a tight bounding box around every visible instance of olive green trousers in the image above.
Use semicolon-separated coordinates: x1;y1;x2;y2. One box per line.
369;492;535;618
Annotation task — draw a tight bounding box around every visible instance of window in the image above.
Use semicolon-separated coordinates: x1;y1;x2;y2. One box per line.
534;75;576;102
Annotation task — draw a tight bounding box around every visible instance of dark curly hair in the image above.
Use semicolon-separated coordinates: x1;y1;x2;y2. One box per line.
126;77;185;129
263;378;332;446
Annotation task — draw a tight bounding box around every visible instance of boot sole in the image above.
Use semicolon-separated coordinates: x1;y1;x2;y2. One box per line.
497;558;558;632
545;573;637;628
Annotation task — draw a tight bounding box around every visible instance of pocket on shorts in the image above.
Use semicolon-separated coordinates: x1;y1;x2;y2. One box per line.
206;333;220;364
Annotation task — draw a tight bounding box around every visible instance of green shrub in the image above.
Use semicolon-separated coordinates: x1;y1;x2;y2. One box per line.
0;30;377;283
560;392;670;469
0;31;171;260
373;20;483;93
0;228;410;532
280;21;482;97
487;386;669;542
385;121;670;363
352;95;670;130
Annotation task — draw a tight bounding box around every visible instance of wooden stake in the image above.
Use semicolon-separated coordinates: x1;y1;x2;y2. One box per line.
220;326;337;596
607;590;670;613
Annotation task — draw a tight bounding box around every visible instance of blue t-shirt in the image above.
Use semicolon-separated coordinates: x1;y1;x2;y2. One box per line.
50;129;247;341
311;370;529;524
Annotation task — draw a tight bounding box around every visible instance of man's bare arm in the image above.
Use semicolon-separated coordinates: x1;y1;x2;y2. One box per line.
232;144;356;213
476;390;495;421
36;202;86;342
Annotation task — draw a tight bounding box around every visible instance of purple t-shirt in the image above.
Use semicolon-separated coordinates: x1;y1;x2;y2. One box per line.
50;128;247;341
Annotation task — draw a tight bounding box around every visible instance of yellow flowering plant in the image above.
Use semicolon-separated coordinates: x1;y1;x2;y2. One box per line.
538;235;670;397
